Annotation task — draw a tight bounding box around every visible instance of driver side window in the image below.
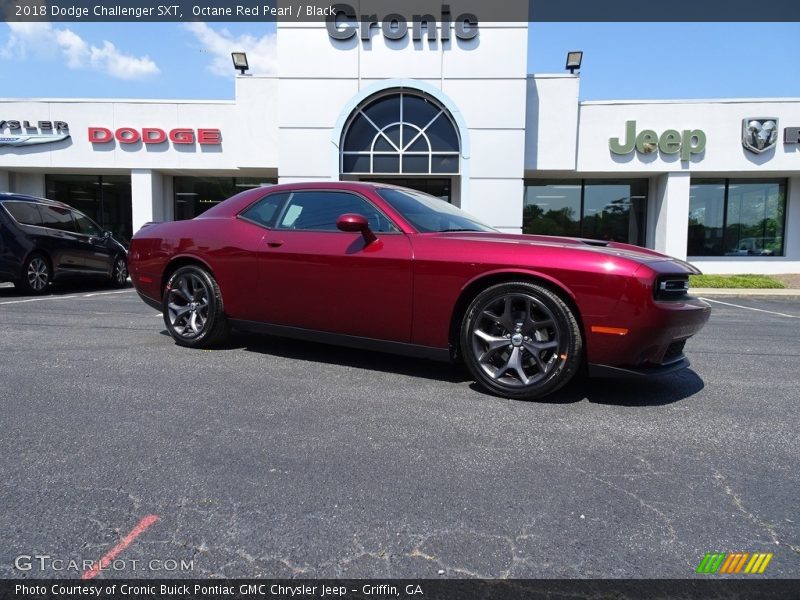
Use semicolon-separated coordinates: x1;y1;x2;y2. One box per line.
276;191;398;232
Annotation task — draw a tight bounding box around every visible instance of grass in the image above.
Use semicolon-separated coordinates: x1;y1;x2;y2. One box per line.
689;274;787;289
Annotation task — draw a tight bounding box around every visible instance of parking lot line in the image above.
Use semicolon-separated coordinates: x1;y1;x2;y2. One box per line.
0;289;134;306
80;514;160;580
699;297;800;319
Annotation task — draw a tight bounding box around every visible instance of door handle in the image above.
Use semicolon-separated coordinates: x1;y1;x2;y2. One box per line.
266;240;284;248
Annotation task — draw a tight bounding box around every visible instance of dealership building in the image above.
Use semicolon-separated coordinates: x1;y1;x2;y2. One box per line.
2;18;799;274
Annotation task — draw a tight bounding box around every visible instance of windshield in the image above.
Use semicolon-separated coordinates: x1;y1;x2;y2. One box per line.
376;188;496;233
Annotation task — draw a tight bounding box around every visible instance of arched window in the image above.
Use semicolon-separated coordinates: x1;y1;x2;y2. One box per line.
340;90;460;175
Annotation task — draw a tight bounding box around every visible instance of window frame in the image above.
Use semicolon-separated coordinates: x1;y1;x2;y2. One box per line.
1;200;44;227
340;90;461;176
71;210;104;237
523;178;648;247
237;190;292;230
35;203;77;233
688;178;787;258
237;188;402;235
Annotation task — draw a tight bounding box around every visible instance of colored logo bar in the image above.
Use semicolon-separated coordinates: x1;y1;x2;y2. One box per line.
696;552;773;574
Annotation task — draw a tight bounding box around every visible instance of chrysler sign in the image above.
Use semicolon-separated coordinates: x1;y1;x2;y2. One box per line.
0;120;70;148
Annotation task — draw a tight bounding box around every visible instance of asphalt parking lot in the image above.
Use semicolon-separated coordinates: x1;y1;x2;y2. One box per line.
0;282;798;579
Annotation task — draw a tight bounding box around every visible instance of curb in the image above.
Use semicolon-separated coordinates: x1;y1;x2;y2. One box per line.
693;288;800;297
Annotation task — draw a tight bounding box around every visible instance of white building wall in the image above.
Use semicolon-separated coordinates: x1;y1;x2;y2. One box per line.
577;99;800;174
130;169;165;234
12;172;45;197
524;75;580;173
651;172;690;259
276;21;528;231
0;170;8;192
0;80;278;173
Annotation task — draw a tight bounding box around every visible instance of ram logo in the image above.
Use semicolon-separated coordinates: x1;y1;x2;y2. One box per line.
742;118;778;153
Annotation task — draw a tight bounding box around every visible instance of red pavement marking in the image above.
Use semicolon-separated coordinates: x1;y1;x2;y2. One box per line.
81;515;160;580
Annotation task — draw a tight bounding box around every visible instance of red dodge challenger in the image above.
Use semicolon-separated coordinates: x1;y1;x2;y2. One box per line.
129;181;710;400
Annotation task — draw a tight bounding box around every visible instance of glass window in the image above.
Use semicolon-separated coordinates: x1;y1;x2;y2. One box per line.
583;180;647;247
523;182;581;237
174;177;277;221
38;205;75;232
45;174;132;242
368;179;451;203
240;192;290;228
725;181;785;256
3;201;43;226
688;179;786;257
523;179;647;247
276;191;398;233
341;90;460;176
377;188;494;233
73;211;103;236
688;180;725;256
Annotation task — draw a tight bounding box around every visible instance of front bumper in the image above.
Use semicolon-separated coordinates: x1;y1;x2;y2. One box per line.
585;294;711;374
588;356;691;379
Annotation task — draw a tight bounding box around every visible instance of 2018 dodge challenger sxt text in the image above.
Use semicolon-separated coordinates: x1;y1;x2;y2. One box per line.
128;182;710;400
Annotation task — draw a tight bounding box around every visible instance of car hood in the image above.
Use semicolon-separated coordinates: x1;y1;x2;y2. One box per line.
431;232;700;271
434;231;661;258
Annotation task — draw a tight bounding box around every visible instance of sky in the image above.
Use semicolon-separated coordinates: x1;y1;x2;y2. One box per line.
1;22;798;101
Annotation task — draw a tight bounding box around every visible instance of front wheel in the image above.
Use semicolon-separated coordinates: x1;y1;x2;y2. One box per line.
162;265;230;348
461;282;582;400
109;255;128;288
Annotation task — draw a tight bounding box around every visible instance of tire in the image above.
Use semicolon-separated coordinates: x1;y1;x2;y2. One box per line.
109;254;128;288
460;281;582;400
162;265;230;348
17;253;52;295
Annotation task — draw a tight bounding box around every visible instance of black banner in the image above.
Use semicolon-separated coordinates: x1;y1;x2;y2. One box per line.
2;0;800;22
2;580;800;600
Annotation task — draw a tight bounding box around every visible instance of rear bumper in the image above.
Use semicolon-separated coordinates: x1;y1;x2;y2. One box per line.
137;290;162;311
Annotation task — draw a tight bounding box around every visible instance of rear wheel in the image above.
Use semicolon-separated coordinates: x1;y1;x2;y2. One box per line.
461;281;582;400
17;253;51;295
162;265;230;348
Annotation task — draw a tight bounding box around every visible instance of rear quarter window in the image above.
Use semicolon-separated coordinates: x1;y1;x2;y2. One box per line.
38;205;76;232
3;201;43;226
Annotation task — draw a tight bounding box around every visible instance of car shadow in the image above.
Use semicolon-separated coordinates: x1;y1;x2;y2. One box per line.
161;329;705;404
470;367;705;407
0;280;132;298
159;330;471;384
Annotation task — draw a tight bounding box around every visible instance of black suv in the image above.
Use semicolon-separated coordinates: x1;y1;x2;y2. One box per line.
0;193;128;294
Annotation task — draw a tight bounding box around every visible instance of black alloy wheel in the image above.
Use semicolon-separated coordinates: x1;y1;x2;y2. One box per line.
110;255;128;288
19;254;51;295
461;281;582;400
162;265;230;348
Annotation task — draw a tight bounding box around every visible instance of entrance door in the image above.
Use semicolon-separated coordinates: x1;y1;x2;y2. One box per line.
364;178;451;203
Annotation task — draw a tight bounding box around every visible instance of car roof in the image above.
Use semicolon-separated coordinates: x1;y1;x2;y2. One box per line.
0;192;73;210
240;181;407;193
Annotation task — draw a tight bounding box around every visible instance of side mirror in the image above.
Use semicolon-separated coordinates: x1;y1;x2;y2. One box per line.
336;213;377;244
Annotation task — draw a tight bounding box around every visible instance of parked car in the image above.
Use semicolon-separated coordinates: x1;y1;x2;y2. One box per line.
129;182;710;400
0;193;128;294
